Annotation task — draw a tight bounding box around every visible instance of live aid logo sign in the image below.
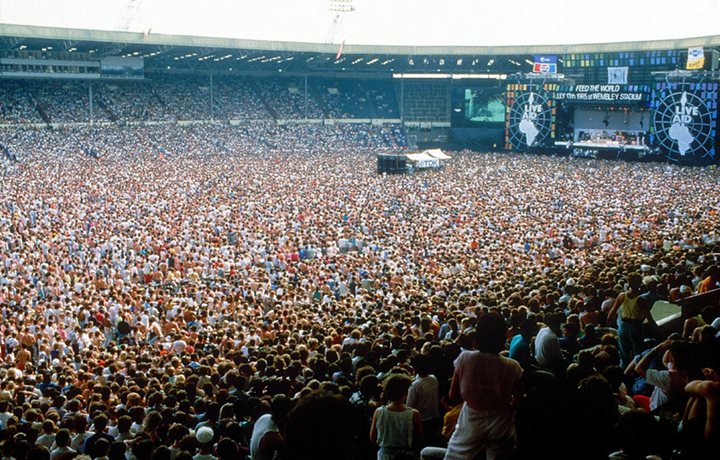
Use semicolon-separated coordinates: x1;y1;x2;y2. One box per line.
674;103;699;123
522;102;543;120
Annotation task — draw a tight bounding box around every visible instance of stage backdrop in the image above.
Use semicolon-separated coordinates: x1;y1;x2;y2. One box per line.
651;81;717;163
505;83;556;150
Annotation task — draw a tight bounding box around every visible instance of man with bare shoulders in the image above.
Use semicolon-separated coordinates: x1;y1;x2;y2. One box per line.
16;344;32;371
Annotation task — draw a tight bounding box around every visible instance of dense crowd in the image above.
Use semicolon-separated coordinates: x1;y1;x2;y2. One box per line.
213;78;270;122
0;81;40;125
0;123;718;460
0;123;407;163
315;80;374;119
255;78;324;120
35;83;99;125
0;76;401;126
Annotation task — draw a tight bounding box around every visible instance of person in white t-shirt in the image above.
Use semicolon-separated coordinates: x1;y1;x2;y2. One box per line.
50;429;76;460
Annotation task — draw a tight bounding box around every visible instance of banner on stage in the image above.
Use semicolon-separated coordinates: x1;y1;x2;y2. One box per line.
608;67;628;85
533;55;557;73
687;47;705;70
554;85;645;102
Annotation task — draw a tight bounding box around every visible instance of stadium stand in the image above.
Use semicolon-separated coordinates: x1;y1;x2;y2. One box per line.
0;80;42;124
254;76;325;119
1;22;720;460
314;78;374;119
213;76;272;121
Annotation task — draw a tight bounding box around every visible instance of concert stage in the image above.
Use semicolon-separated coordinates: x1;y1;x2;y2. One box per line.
555;141;648;151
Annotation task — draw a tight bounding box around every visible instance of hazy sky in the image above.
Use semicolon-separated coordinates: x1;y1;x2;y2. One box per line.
1;0;720;47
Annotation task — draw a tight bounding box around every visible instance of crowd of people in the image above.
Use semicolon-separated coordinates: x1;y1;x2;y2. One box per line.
0;120;718;460
0;122;407;165
0;75;401;126
255;78;324;120
0;81;39;125
315;80;374;119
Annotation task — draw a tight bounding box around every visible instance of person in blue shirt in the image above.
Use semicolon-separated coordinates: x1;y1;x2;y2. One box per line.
509;317;539;370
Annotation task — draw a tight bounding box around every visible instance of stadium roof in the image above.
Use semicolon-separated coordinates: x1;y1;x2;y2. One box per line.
2;24;720;75
2;0;720;48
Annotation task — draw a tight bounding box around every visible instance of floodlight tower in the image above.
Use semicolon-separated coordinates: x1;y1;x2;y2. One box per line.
116;0;142;32
325;0;355;44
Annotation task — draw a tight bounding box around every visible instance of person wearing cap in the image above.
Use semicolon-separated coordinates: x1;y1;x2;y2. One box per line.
194;426;217;460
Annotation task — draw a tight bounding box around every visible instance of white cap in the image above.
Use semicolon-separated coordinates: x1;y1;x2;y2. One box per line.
195;426;214;444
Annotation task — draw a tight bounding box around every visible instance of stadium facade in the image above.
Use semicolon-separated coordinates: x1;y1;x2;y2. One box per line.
1;24;720;165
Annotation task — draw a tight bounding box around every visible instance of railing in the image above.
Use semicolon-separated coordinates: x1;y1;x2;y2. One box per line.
677;287;720;318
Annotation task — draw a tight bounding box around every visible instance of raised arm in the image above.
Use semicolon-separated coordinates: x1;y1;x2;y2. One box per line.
685;378;720;442
636;339;672;378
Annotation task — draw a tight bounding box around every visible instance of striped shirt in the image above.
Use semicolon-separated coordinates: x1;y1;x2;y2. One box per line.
407;375;440;421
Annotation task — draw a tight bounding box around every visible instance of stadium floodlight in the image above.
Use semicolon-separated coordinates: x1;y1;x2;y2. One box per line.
329;0;355;13
326;0;355;44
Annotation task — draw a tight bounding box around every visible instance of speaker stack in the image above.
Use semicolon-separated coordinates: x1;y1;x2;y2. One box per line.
377;154;406;174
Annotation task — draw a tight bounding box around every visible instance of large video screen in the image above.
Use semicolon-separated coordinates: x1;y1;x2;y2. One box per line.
465;88;506;123
451;86;506;128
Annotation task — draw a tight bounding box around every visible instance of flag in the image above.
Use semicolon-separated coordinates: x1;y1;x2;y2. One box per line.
533;55;557;73
336;40;345;60
143;27;152;38
608;67;628;84
687;47;705;70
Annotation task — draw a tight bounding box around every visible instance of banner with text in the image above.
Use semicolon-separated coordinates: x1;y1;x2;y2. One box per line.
554;85;647;103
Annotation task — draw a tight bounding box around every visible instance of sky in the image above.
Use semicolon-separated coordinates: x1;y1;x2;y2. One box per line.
1;0;720;48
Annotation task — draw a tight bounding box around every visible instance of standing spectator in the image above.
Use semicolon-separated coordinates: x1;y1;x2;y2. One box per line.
444;313;523;460
534;313;565;377
83;414;115;459
370;374;423;460
607;273;660;368
407;354;441;447
193;427;216;460
249;395;292;460
50;429;76;460
36;420;57;450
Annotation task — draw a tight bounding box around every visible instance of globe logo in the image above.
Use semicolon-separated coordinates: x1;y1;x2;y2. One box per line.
508;91;552;149
654;90;713;159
